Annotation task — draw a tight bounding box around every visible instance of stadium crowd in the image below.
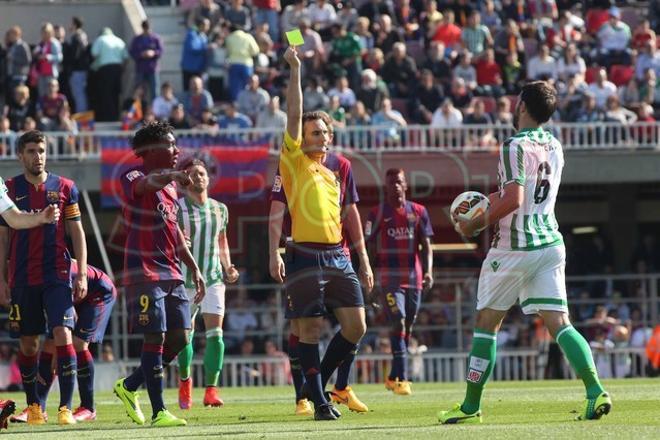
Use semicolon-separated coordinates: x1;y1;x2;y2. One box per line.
1;0;660;145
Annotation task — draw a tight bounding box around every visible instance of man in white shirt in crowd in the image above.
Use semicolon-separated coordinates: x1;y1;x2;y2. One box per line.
587;68;617;110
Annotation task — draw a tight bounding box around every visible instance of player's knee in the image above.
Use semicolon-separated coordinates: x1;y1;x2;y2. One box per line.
298;319;323;343
144;332;165;345
73;336;88;352
391;319;405;334
20;336;40;356
344;320;367;343
52;326;73;345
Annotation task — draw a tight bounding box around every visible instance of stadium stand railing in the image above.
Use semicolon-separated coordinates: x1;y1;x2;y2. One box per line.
1;121;659;160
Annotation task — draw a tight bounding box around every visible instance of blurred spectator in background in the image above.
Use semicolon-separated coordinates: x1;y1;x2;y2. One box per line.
225;0;252;32
253;0;281;43
493;97;513;125
431;10;462;52
328;75;356;109
327;95;346;128
596;7;632;67
380;42;417;98
420;0;443;40
587;68;617;110
338;1;360;31
431;98;462;127
558;74;587;122
195;108;219;133
365;47;385;73
183;75;213;126
328;23;363;89
256;95;286;130
181;18;209;91
66;17;90;113
236;74;270;121
635;40;660;82
3;84;32;131
308;0;336;36
374;14;403;55
0;116;15;156
453;49;477;92
480;0;501;29
207;31;228;102
219;102;253;142
461;10;492;56
632;19;656;51
4;26;31;94
33;22;63;98
226;24;260;101
446;77;472;111
102;343;115;362
604;95;637;125
502;51;524;95
493;19;523;66
130;20;162;103
358;0;395;26
557;42;586;84
187;0;222;29
121;84;147;130
37;78;68;131
423;42;452;91
346;100;371;127
168;103;191;129
297;19;324;77
526;44;557;81
280;0;309;42
302;77;329;111
475;48;504;98
152;82;178;120
91;27;127;121
371;97;406;145
409;69;444;124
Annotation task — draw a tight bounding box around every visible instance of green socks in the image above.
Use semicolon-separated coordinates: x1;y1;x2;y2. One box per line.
178;328;195;381
556;325;605;399
204;328;225;387
461;328;497;415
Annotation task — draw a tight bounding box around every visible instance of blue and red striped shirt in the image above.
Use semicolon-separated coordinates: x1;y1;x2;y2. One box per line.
120;167;183;285
270;152;359;256
0;173;81;288
365;201;433;289
70;260;117;305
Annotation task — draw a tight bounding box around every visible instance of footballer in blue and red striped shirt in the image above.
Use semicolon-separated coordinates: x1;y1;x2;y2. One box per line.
114;121;204;427
0;130;88;422
365;168;434;394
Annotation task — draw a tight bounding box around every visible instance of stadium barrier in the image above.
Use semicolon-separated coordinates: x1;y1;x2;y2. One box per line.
1;121;658;159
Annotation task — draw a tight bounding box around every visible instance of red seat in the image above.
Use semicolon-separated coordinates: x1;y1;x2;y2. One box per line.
586;8;609;35
391;98;409;119
609;65;635;86
479;97;497;114
585;66;601;84
503;95;518;112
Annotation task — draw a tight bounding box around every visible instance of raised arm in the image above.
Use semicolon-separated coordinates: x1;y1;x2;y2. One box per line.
284;47;302;141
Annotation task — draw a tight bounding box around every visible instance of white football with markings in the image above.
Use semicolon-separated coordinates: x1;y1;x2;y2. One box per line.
450;191;490;225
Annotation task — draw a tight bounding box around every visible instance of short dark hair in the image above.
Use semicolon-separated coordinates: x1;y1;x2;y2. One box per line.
72;16;83;29
520;81;557;124
17;130;46;153
386;168;405;179
180;157;208;171
142;20;150;31
302;111;332;133
132;121;174;155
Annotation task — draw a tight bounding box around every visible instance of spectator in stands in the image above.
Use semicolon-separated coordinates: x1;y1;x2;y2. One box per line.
225;0;252;31
431;10;462;51
253;0;280;43
33;22;63;98
225;291;258;349
91;27;127;121
635;39;660;81
338;1;360;31
183;75;213;126
558;74;587;122
4;26;31;93
358;0;396;25
380;42;417;98
461;10;492;56
546;10;582;57
596;6;632;67
446;77;472;110
302;77;329;111
168;103;191;129
604;95;638;125
236;74;270;121
129;20;162;103
355;69;387;114
493;96;513;125
526;43;558;81
480;0;501;29
218;102;253;142
557;42;586;84
3;84;31;131
587;68;617;110
66;17;90;113
152;82;178;120
422;42;452;90
475;48;504;98
226;24;260;101
20;116;37;133
371;97;406;145
187;0;222;29
347;100;371;127
280;0;310;42
256;95;286;130
576;93;605;146
329;23;363;89
354;16;374;51
639;68;658;106
632;19;656;51
637;103;657;137
308;0;336;36
207;31;227;102
501;0;528;24
420;0;443;40
37;78;68;131
453;49;477;92
502;51;524;95
195;108;219;133
409;69;444;124
395;0;421;41
374;14;404;55
618;77;641;110
121;84;147;130
328;76;356;109
327;95;346;128
365;47;385;73
181;18;209;92
464;99;493;125
0;116;15;156
493;19;524;66
295;19;324;78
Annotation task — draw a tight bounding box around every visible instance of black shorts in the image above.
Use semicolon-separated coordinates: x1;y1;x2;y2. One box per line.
284;242;364;319
9;283;74;337
125;281;191;333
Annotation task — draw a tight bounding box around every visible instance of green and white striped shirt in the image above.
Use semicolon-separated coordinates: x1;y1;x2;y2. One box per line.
492;127;564;251
0;177;16;214
177;196;228;288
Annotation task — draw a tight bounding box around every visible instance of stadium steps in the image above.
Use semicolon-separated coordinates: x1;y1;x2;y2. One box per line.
144;6;186;95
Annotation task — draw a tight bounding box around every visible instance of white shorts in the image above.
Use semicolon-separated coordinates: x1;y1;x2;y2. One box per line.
186;283;226;317
476;244;567;315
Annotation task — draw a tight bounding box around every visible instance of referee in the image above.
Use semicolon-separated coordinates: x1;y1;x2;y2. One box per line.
279;47;374;421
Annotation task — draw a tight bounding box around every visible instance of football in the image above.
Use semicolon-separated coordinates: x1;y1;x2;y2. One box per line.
450;191;490;224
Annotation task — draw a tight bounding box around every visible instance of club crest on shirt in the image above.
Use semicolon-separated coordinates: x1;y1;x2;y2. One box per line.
139;313;150;326
47;191;60;203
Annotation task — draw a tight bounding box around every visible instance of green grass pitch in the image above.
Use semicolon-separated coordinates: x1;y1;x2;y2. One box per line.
2;379;659;439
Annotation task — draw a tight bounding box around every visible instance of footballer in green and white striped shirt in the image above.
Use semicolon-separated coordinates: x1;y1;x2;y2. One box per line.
174;159;239;409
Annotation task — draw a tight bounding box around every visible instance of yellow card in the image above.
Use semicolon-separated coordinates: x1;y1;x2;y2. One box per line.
285;29;305;46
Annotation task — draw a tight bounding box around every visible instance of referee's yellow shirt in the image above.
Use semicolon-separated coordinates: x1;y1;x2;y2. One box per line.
279;131;342;244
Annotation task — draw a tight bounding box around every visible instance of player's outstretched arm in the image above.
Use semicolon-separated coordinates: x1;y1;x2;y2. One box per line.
283;47;302;142
0;227;9;306
344;203;373;294
1;204;60;229
134;170;192;198
268;200;286;283
457;182;523;237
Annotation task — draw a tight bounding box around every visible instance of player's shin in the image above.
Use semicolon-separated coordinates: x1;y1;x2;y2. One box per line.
142;343;166;418
461;328;497;415
555;325;605;399
37;351;55;410
177;341;193;381
299;342;328;407
76;349;95;410
288;333;305;401
334;345;357;390
18;352;39;405
389;331;407;381
204;328;224;387
56;344;77;410
320;332;357;389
